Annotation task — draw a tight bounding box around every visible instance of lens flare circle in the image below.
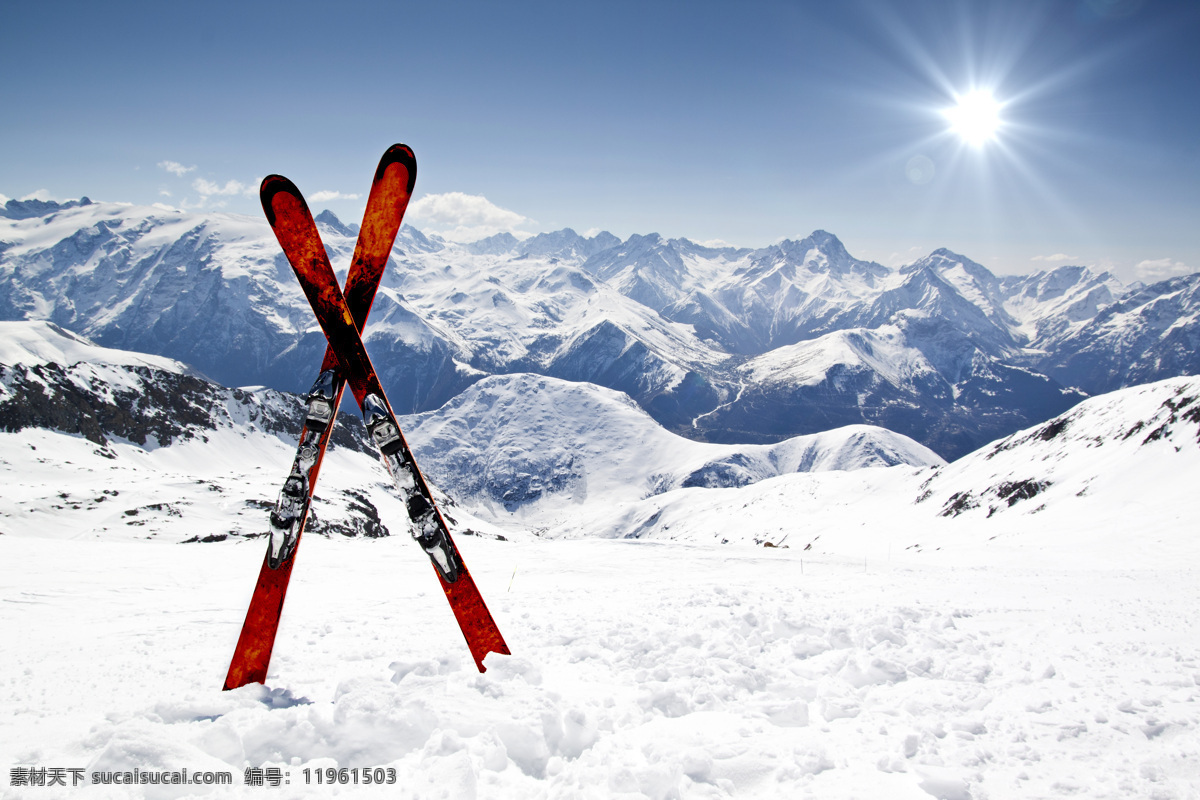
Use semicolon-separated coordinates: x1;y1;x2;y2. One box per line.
944;90;1003;146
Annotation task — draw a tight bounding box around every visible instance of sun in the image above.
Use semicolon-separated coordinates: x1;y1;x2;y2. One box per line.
944;89;1003;147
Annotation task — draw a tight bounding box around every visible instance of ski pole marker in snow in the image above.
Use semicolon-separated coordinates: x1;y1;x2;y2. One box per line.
224;145;418;690
243;157;510;677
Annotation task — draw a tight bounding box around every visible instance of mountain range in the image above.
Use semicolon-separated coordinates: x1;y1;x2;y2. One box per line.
2;196;1198;459
3;319;1196;573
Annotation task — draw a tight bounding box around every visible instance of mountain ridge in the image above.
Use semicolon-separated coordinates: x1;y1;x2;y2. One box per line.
2;196;1197;459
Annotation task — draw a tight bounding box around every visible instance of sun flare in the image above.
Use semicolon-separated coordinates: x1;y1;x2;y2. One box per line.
945;90;1003;146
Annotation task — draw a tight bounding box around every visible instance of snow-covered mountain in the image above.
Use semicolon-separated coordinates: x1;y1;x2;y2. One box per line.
4;203;1198;800
401;372;942;525
2;309;1194;581
999;264;1127;343
915;374;1200;521
3;195;1198;459
6;318;1194;569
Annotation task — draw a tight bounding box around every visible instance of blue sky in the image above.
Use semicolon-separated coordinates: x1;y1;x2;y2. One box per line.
2;0;1197;280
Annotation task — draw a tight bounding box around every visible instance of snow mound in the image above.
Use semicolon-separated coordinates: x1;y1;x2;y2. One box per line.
402;373;941;527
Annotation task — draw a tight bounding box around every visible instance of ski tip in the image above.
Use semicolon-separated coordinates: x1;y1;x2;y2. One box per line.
259;175;307;226
375;144;417;193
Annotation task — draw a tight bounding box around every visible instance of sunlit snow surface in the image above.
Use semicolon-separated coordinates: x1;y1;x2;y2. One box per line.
2;537;1197;799
2;326;1200;797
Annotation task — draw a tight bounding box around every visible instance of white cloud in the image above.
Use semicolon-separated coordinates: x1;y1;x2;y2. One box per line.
0;192;9;204
19;189;57;202
406;192;534;241
1135;258;1195;281
309;190;361;203
696;238;734;248
158;160;196;177
193;178;256;198
1032;253;1079;263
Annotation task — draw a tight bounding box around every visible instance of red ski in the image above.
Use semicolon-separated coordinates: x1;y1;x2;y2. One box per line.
261;174;510;672
224;145;416;690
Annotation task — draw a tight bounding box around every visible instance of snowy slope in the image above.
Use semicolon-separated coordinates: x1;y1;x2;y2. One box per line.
0;322;940;543
0;320;189;373
559;376;1200;570
910;375;1200;565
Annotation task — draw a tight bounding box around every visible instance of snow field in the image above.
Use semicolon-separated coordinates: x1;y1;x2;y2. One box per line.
3;325;1199;797
2;535;1197;799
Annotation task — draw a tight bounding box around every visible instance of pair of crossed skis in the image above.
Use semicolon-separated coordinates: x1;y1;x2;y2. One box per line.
224;145;509;690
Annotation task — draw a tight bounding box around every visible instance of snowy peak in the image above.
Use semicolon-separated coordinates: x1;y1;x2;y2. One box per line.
0;196;94;220
1039;273;1200;395
517;228;620;262
906;250;1010;319
394;223;445;255
580;232;691;312
462;231;521;256
872;250;1019;355
737;232;887;295
756;230;878;278
314;209;358;238
1005;264;1116;305
459;228;620;262
1001;265;1125;342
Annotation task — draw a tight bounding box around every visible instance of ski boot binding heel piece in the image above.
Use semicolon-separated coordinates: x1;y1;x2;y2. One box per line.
413;520;462;584
363;393;403;455
304;369;338;432
267;471;309;568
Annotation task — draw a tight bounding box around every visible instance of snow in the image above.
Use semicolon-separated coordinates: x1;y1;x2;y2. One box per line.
400;373;942;528
738;325;933;390
3;277;1200;798
3;338;1200;797
2;535;1197;799
553;377;1200;570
